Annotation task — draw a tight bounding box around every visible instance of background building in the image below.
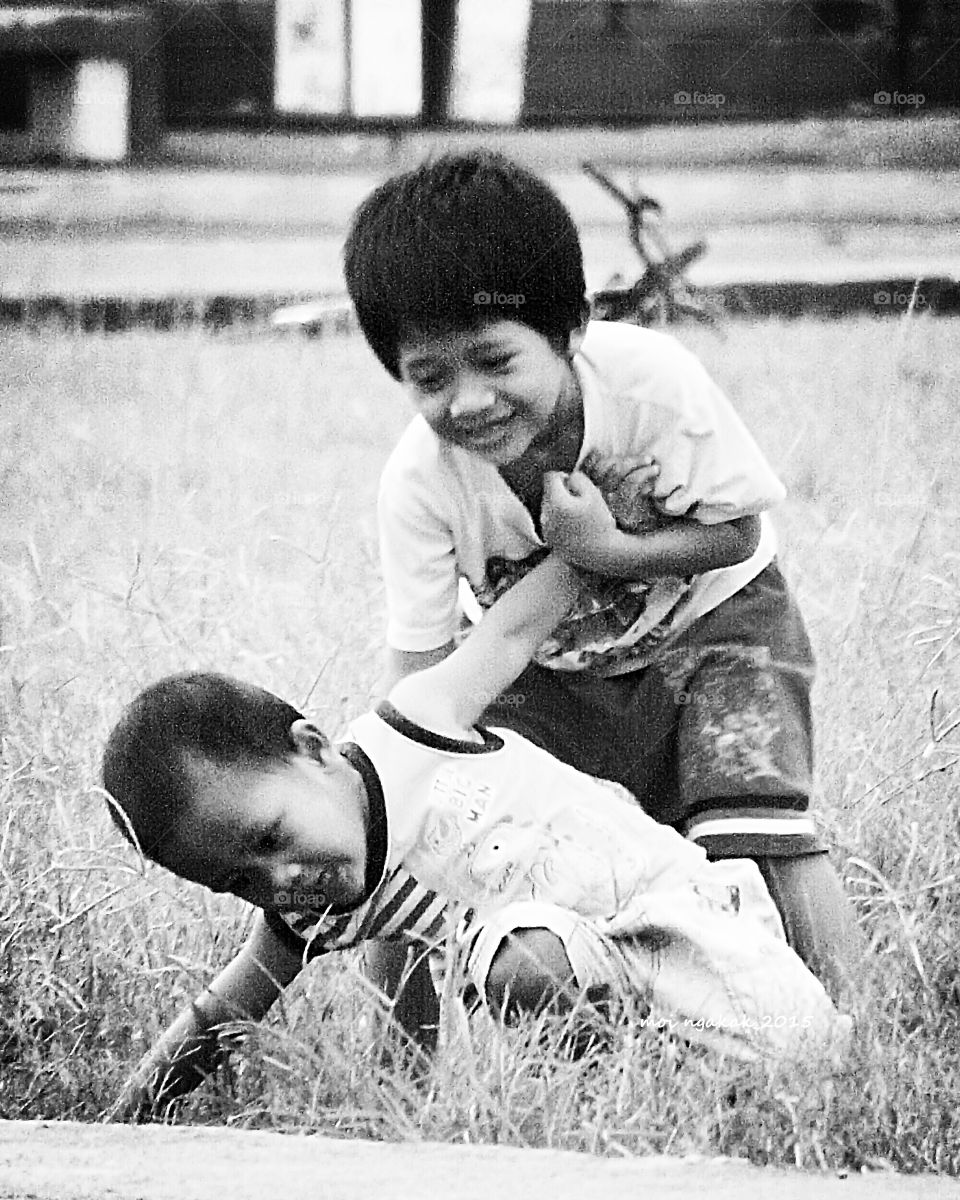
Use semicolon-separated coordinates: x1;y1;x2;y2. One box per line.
0;0;956;160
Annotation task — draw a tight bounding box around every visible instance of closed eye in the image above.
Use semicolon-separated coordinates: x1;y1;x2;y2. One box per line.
476;354;513;372
410;374;447;394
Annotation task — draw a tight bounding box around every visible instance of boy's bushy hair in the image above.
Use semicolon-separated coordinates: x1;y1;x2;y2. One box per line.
344;150;588;378
102;673;305;862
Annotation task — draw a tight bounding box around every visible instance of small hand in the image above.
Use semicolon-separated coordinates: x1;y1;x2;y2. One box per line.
581;451;662;533
540;470;616;563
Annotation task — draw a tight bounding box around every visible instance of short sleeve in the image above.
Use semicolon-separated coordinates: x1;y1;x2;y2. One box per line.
378;434;462;652
642;344;786;524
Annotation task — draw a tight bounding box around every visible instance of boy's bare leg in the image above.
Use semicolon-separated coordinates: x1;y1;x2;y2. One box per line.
365;940;439;1054
754;852;865;1007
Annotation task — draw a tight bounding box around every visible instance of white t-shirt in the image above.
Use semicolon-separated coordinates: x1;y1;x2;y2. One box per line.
264;704;850;1065
267;701;735;956
378;322;786;675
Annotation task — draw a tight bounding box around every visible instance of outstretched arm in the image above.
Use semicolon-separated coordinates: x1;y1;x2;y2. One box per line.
107;913;302;1122
389;472;603;735
379;458;664;699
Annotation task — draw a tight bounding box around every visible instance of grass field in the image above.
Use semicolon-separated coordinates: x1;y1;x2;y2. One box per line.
1;314;959;1171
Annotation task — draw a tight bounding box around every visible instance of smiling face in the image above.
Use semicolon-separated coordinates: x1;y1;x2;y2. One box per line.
160;727;370;914
398;319;584;468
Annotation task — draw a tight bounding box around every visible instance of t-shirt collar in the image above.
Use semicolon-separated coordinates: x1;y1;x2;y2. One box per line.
337;741;389;907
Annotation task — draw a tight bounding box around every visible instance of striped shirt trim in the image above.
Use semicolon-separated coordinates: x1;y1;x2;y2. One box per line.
356;872;419;940
361;870;446;943
272;866;450;961
684;813;825;857
685;815;818;842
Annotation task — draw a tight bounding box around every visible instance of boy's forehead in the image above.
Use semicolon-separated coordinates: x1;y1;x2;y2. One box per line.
398;319;526;361
163;754;275;873
180;751;275;818
182;748;251;787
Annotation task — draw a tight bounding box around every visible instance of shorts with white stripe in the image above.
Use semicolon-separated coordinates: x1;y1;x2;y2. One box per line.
484;561;824;858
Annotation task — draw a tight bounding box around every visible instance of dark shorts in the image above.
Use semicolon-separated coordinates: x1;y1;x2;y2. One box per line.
482;560;823;859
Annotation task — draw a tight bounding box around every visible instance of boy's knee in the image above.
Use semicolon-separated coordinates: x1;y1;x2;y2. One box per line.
755;852;866;1003
485;927;576;1014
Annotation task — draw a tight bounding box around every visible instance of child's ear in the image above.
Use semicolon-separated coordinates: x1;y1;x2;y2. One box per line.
290;719;330;761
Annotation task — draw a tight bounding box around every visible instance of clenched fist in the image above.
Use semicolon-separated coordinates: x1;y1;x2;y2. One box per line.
540;470;617;563
581;451;662;532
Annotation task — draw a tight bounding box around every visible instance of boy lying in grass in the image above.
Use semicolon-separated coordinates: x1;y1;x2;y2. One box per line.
103;472;850;1120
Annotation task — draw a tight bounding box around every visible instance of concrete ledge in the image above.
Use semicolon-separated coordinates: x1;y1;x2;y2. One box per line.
1;1121;958;1200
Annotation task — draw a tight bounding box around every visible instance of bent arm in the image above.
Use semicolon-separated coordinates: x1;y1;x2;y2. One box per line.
552;513;761;579
109;913;303;1121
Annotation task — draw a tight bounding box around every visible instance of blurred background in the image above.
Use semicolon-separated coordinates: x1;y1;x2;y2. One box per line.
0;0;955;165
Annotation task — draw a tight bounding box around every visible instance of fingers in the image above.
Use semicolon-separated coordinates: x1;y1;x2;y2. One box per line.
582;452;659;496
540;470;615;555
615;467;660;514
545;470;604;506
560;470;600;500
581;451;624;493
620;462;660;494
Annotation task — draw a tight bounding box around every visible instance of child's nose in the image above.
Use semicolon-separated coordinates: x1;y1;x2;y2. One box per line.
449;375;495;420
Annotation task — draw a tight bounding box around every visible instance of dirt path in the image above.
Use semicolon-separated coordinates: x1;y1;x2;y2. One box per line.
0;1121;958;1200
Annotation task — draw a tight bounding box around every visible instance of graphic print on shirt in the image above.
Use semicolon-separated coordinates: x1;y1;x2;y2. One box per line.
400;763;645;919
472;551;694;672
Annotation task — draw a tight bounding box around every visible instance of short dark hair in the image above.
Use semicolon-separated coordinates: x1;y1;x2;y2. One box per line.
344;150;588;378
102;673;304;862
